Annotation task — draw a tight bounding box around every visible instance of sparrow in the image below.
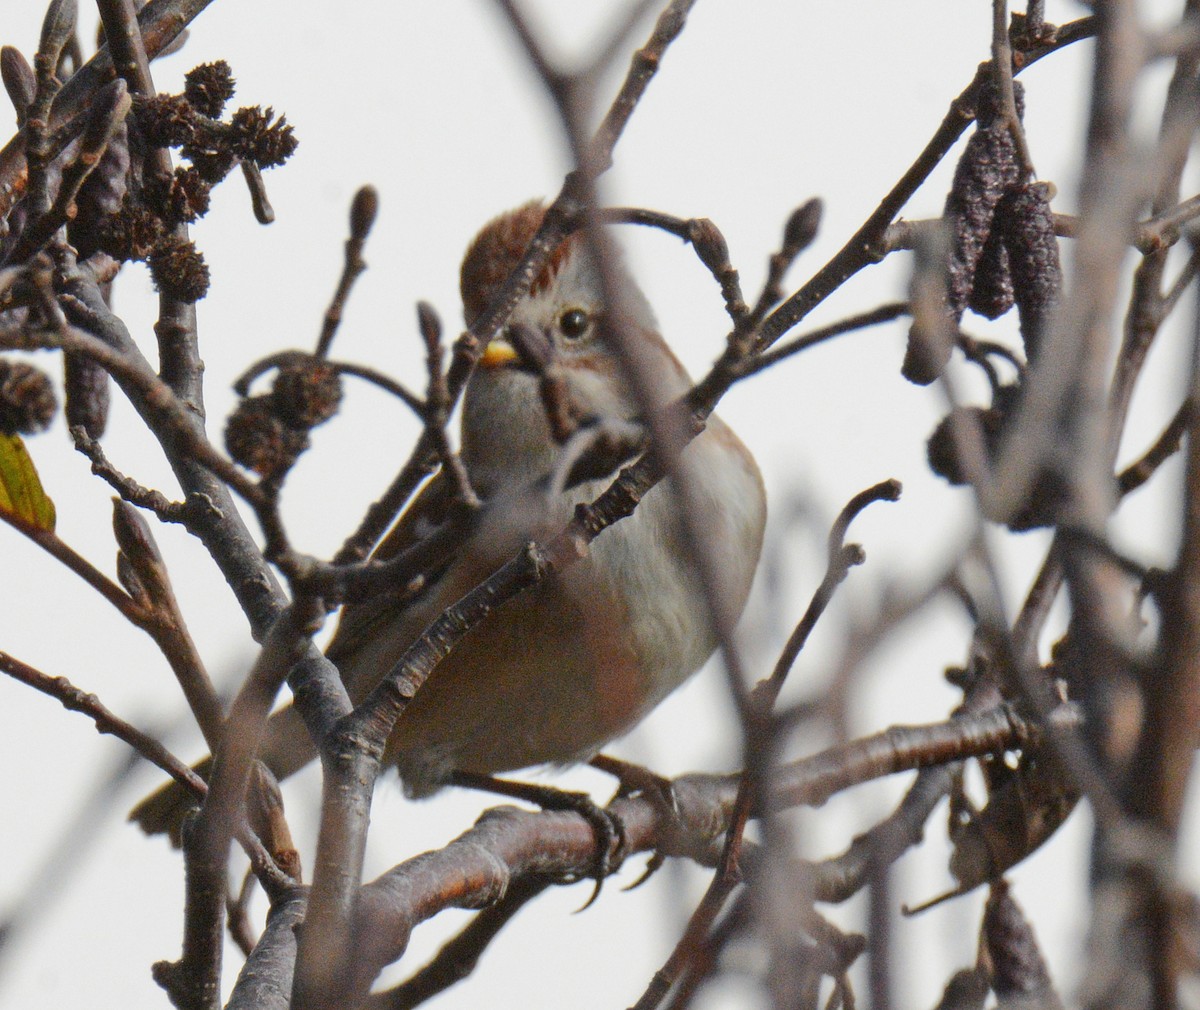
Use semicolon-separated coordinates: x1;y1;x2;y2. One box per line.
132;201;766;835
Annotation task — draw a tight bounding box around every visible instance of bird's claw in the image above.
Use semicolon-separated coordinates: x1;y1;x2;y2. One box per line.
589;754;681;891
448;770;627;909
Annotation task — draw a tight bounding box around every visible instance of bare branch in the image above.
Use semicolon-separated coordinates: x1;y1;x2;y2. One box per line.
0;648;207;798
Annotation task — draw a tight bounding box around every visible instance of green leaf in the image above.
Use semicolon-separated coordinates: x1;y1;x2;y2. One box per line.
0;433;56;532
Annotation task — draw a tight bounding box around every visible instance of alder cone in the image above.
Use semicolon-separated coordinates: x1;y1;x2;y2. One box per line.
271;360;343;429
225;395;309;478
0;360;56;435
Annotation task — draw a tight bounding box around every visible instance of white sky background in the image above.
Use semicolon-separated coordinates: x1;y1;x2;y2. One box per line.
0;1;1194;1007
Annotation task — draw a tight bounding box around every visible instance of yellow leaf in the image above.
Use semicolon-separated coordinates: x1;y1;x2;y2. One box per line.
0;433;56;532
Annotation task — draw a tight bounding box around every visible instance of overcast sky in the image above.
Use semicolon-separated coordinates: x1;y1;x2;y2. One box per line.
1;2;1194;1008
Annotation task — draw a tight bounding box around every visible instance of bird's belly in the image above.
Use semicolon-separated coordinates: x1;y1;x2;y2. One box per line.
376;422;764;797
386;557;657;796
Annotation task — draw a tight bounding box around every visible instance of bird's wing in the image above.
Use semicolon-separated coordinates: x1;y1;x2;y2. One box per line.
325;469;465;685
128;470;472;842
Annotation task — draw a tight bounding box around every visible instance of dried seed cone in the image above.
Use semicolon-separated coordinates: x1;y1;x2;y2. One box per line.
903;233;956;386
92;197;162;264
926;404;1005;485
183;60;236;119
134;93;197;149
944;125;1021;317
927;389;1074;530
230;105;297;167
70;120;131;259
968;225;1015;320
148;235;210;303
225;395;308;478
183;143;237;184
271;359;343;429
996;182;1061;364
983;882;1062;1008
944;78;1025;320
0;359;57;435
145;166;212;227
64;351;110;438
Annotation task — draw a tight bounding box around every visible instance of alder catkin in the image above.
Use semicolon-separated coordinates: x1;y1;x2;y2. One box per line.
996;181;1061;364
63;352;110;438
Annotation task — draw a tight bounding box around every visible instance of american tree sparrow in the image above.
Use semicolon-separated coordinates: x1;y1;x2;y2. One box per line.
133;202;765;833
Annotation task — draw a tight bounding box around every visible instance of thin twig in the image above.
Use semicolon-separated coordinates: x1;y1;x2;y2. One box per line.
1163;247;1200;317
764;480;903;705
599;206;749;324
239;160;274;225
0;649;207;798
112;498;226;750
734;302;910;381
418;301;479;509
227;871;259;959
0;506;142;621
330;361;424;416
755;17;1096;350
315;185;377;357
71;426;190;522
1117;399;1190;496
3;79;131;266
992;0;1037;179
160;606;316;1010
742;198;824;335
12;304;265;507
631;481;900;1010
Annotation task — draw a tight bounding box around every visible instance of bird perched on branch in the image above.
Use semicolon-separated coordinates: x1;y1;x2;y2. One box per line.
132;201;766;837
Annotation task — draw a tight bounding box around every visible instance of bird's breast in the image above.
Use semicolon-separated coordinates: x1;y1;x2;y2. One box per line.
363;415;765;796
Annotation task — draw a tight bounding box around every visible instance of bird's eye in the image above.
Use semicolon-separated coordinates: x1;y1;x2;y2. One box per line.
558;308;590;340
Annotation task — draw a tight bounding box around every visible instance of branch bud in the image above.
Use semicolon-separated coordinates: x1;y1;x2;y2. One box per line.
782;198;823;257
38;0;78;68
80;78;131;163
416;301;442;356
1;47;35;124
111;497;169;607
687;217;731;278
350;185;379;243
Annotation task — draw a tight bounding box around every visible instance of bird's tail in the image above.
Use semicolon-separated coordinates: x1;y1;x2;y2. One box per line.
128;703;317;845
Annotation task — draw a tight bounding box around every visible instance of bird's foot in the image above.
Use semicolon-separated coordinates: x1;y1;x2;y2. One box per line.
588;754;680;890
448;770;626;909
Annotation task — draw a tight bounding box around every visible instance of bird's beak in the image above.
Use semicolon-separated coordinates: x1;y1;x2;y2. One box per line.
480;337;520;369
